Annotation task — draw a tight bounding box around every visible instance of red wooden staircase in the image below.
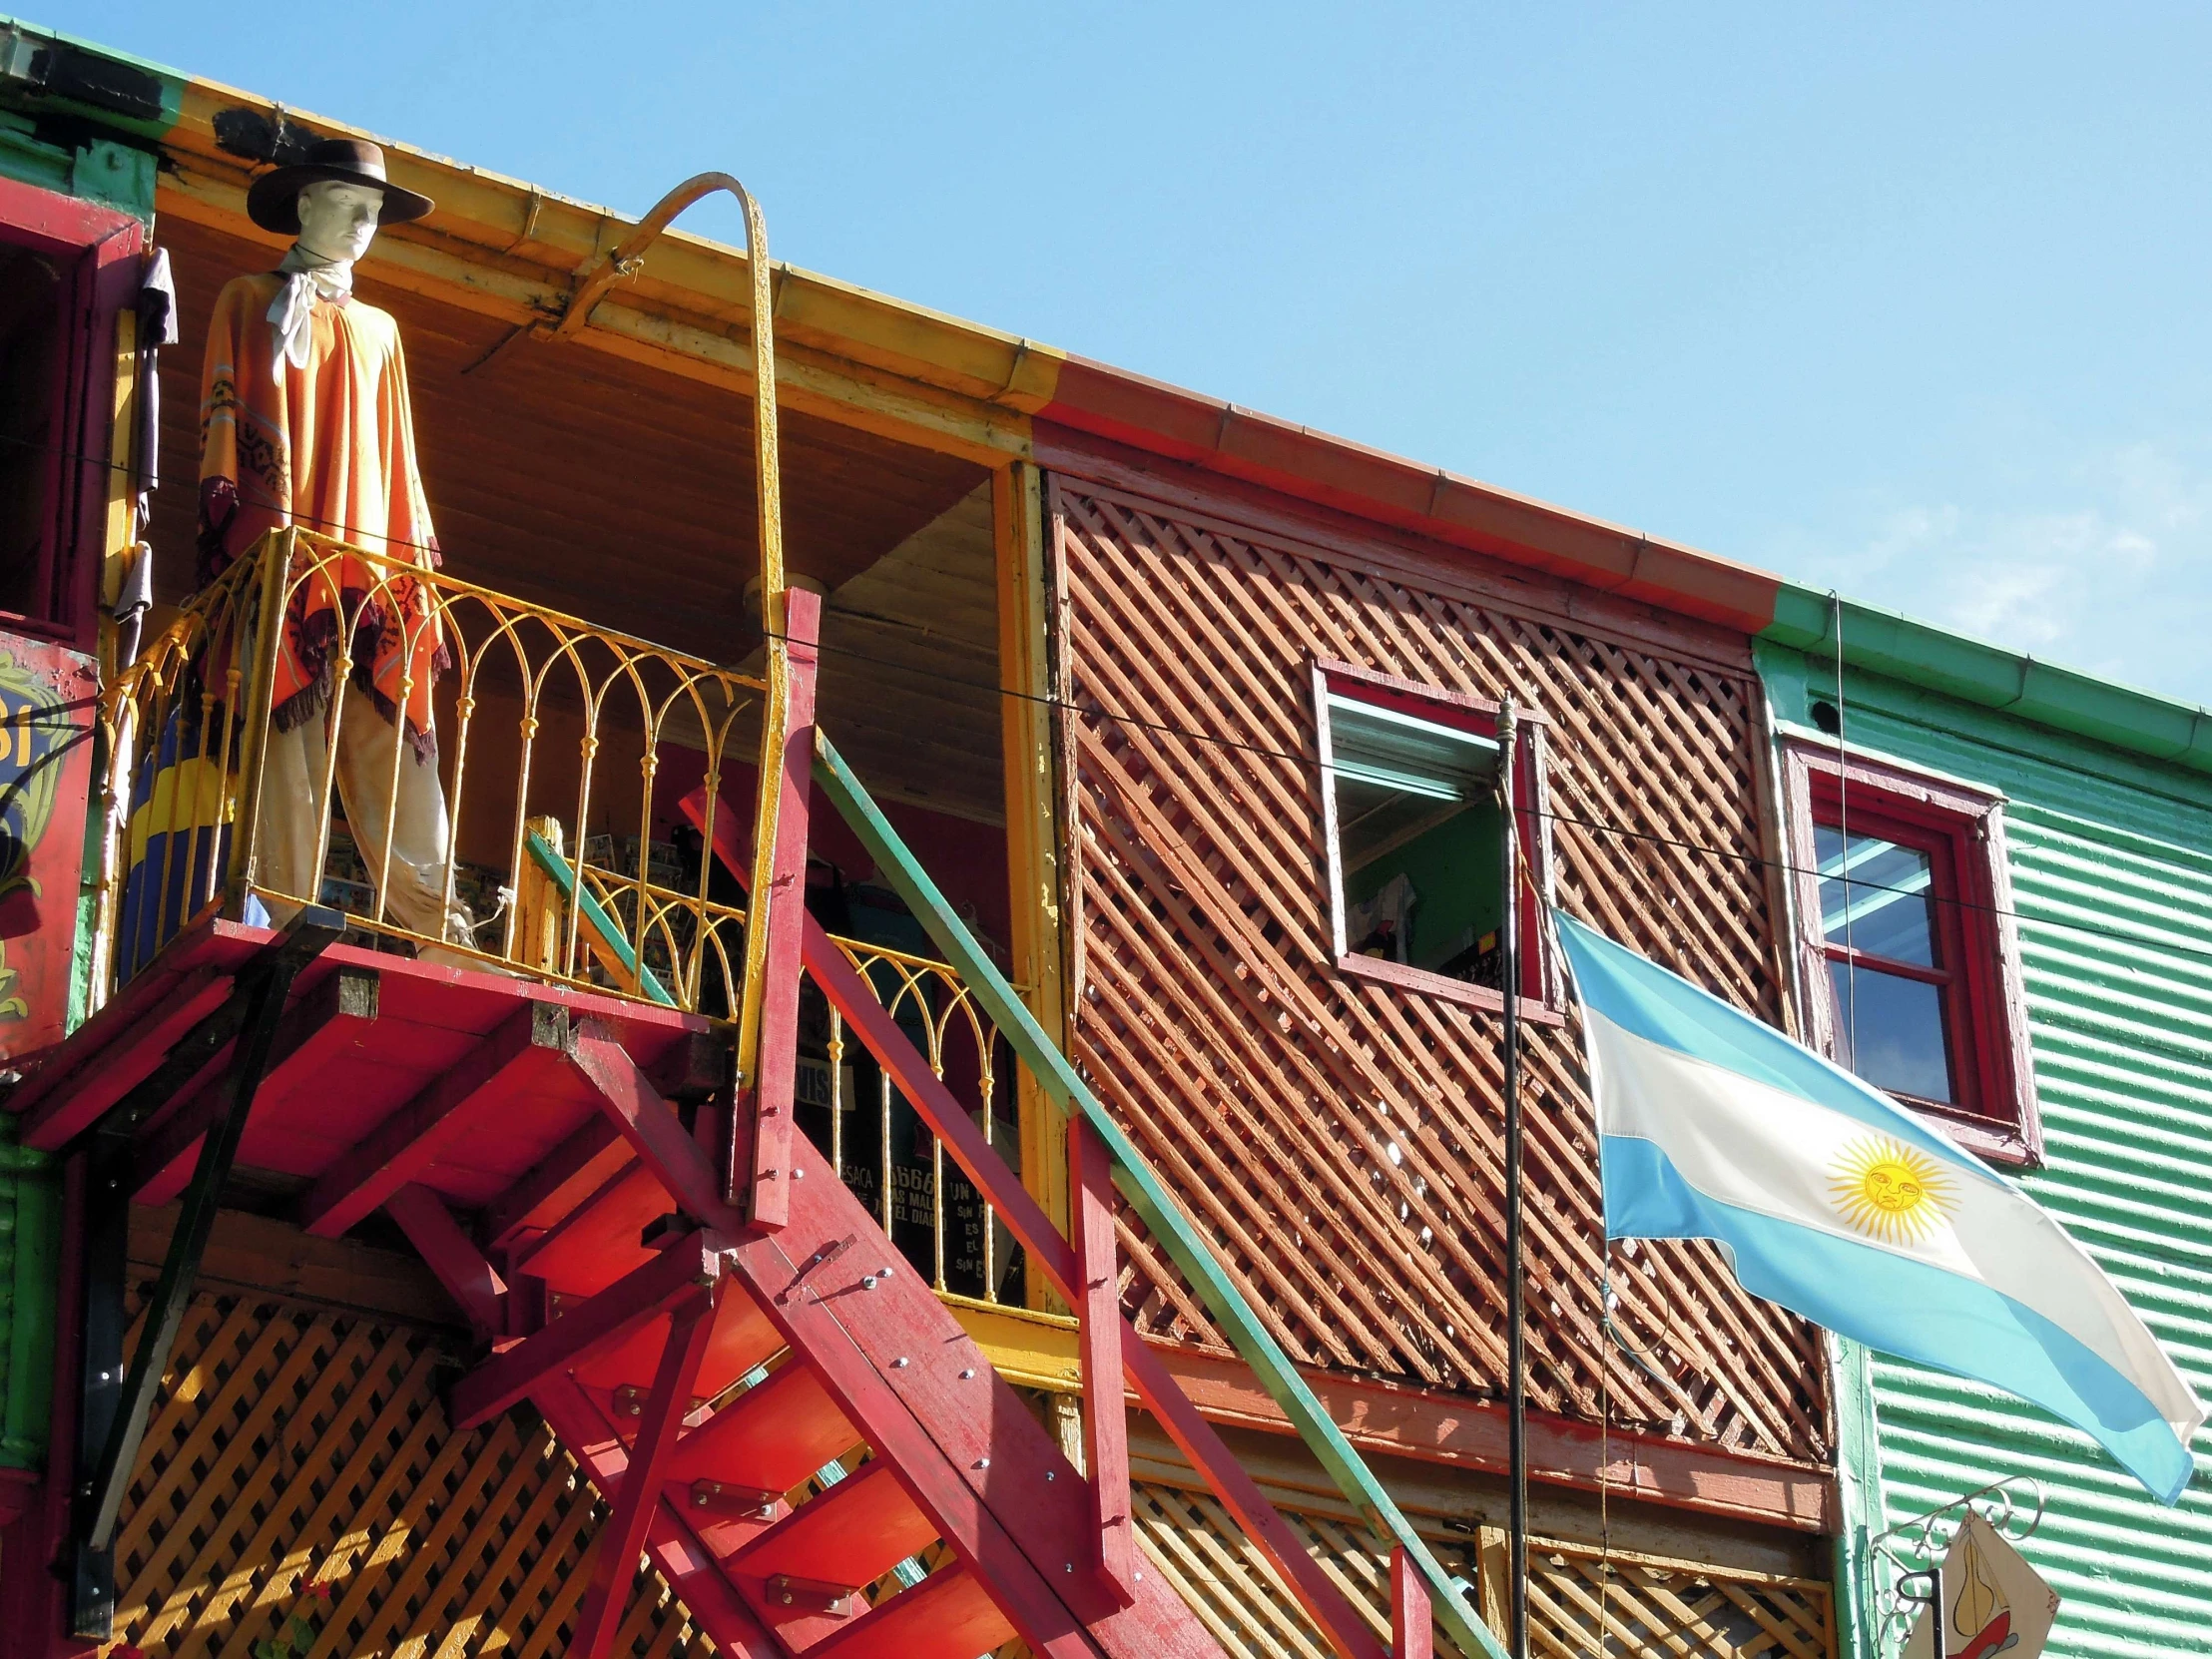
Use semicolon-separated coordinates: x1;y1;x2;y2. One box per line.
11;586;1498;1659
423;1017;1233;1659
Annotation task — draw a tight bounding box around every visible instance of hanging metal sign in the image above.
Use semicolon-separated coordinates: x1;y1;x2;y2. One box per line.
1902;1511;2060;1659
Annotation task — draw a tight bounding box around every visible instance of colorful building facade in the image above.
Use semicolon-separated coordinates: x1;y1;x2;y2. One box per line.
1759;596;2212;1656
0;16;2196;1659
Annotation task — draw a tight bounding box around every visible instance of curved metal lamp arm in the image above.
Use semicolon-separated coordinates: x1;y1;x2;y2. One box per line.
555;172;788;1096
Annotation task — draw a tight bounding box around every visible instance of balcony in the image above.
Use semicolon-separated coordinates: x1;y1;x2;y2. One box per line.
92;526;1027;1306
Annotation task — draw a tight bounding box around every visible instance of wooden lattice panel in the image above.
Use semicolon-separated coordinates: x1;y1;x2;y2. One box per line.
1522;1540;1832;1659
109;1283;713;1659
1131;1482;1831;1659
1054;480;1827;1463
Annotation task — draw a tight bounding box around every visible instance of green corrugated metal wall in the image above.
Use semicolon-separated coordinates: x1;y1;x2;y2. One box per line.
1760;643;2212;1657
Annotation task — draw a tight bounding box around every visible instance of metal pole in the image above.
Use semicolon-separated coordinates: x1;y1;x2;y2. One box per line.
1496;698;1527;1659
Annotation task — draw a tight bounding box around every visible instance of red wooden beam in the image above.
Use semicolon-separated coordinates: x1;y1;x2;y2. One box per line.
572;1287;716;1659
133;966;381;1203
299;1001;573;1239
384;1184;506;1341
449;1237;725;1431
1121;1332;1387;1659
568;1025;747;1235
1069;1118;1135;1604
531;1374;786;1658
1390;1545;1431;1659
7;902;234;1136
1144;1343;1834;1532
20;966;232;1151
741;584;822;1228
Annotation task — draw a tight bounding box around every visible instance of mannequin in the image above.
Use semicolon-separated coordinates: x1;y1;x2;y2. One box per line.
198;138;479;962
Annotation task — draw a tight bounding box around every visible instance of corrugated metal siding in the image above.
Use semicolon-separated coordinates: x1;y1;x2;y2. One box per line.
1794;670;2212;1657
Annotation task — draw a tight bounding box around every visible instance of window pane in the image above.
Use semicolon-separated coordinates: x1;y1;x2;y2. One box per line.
1329;690;1508;980
1828;958;1954;1104
1815;824;1937;967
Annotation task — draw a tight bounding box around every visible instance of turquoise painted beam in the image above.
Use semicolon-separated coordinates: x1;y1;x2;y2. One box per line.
813;733;1505;1659
522;830;676;1008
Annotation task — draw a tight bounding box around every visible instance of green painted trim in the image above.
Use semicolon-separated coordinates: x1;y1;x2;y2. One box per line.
0;14;186;142
70;138;156;220
813;733;1510;1659
1756;637;2212;815
520;830;676;1008
1827;1336;1883;1658
0;1116;56;1470
1762;584;2212;779
0;15;180;223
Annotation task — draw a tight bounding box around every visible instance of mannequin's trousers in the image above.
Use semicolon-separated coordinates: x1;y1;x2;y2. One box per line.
253;681;478;959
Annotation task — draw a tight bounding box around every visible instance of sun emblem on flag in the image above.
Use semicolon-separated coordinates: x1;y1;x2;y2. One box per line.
1828;1134;1955;1245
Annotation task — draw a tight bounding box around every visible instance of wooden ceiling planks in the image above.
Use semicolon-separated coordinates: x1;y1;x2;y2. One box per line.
1051;477;1829;1470
816;483;1005;825
146;215;987;666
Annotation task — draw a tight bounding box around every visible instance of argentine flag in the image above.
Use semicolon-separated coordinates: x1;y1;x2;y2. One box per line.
1554;911;2204;1504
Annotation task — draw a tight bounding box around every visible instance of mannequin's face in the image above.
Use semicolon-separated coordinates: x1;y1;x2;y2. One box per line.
294;181;383;266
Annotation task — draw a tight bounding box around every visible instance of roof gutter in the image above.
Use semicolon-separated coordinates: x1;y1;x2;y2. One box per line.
1036;355;1784;636
1762;582;2212;777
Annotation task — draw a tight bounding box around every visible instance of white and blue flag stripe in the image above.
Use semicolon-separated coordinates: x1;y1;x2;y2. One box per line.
1555;910;2203;1504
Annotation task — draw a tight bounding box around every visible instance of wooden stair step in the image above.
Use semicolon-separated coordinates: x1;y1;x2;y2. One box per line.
514;1161;664;1293
670;1358;861;1493
573;1281;784;1399
724;1457;935;1591
800;1565;1016;1659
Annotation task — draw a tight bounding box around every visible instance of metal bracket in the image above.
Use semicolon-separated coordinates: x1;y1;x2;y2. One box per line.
1870;1475;2046;1654
67;909;341;1638
688;1478;781;1521
758;1573;855;1618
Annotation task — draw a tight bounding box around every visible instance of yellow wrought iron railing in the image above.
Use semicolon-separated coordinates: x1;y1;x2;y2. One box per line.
95;526;765;1003
92;523;1026;1302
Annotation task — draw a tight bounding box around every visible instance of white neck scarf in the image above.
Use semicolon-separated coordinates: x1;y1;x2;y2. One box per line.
268;245;353;382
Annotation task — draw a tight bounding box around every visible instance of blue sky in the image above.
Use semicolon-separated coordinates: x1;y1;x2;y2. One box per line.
73;3;2212;705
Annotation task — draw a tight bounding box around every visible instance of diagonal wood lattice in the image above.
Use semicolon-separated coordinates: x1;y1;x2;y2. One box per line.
1053;479;1827;1464
106;1281;713;1659
1130;1483;1832;1659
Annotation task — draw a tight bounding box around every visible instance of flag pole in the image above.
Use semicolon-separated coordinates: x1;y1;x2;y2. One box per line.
1496;697;1528;1659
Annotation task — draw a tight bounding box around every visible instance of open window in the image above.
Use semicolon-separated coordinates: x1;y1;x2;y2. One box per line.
1314;660;1553;1018
1782;740;2040;1165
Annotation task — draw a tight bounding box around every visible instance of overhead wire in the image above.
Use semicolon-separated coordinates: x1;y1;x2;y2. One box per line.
13;422;2212;977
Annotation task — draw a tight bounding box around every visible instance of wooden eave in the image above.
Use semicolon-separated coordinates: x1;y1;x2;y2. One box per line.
154;80;1061;466
150;71;1785;637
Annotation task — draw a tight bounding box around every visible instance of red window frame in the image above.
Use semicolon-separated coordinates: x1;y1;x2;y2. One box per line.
0;174;145;652
1313;658;1560;1025
1781;740;2041;1165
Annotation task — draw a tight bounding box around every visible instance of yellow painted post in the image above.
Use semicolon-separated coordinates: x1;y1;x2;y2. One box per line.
544;171;792;1109
730;187;787;1115
994;462;1073;1303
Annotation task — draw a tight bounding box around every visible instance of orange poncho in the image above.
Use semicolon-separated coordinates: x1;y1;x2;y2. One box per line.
198;272;445;754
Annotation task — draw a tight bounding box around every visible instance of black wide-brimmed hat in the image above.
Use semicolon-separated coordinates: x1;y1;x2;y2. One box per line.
246;138;434;236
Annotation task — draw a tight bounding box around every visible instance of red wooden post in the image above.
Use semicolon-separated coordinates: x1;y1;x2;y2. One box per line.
1069;1116;1137;1604
741;584;822;1227
572;1287;718;1659
1390;1545;1432;1659
679;787;1391;1659
449;1238;725;1431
